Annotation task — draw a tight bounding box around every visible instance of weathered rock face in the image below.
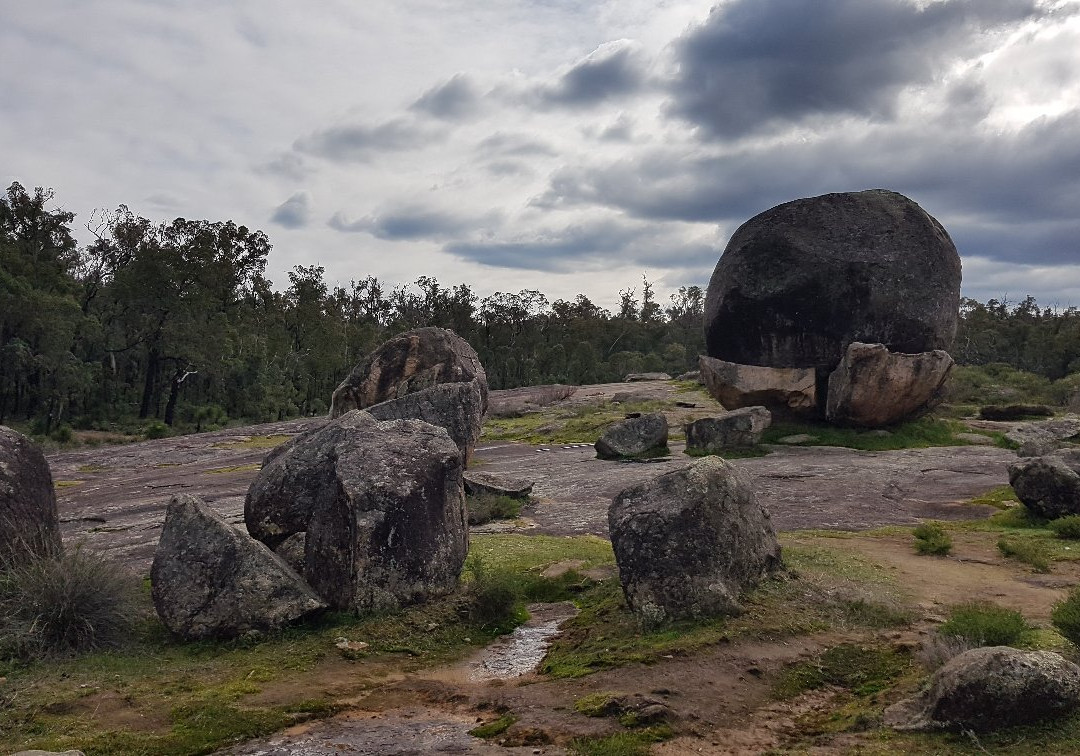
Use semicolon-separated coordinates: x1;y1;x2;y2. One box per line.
365;380;484;462
685;407;772;452
885;647;1080;732
825;343;953;427
329;327;488;418
1006;416;1080;457
0;425;61;564
595;413;669;459
246;410;468;613
304;416;467;612
704;190;961;373
464;470;534;500
151;494;325;640
1008;455;1080;519
608;457;781;626
699;356;815;417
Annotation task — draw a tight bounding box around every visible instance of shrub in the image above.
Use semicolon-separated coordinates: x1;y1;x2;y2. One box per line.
997;536;1052;573
913;521;952;556
1052;587;1080;646
467;492;523;526
938;601;1028;647
462;556;523;632
144;421;171;440
1049;515;1080;539
918;632;978;671
50;424;74;444
0;546;142;659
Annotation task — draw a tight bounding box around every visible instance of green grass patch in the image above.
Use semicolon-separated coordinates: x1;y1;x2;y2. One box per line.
212;434;292;450
53;480;84;489
75;464;110;473
913;521;952;556
1049;515;1080;539
574;691;624;717
1052;587;1080;647
760;416;998;452
482;399;676;445
939;601;1029;647
774;643;912;699
970;484;1021;510
569;725;674;755
998;536;1052;573
468;713;518;738
466;492;523;525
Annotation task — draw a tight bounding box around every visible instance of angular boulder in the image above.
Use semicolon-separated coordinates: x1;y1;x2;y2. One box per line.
329;326;488;418
699;355;815;417
704;190;961;374
151;494;326;640
0;425;61;564
685;407;772;452
365;380;484;462
464;470;534;500
825;342;953;427
885;647;1080;732
608;457;781;626
595;413;669;459
1008;455;1080;519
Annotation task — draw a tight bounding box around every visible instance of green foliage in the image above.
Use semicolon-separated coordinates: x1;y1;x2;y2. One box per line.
574;691;624;717
569;725;674;756
913;521;952;555
970;485;1021;510
998;536;1052;573
0;546;142;659
468;713;518;738
144;420;171;440
938;601;1029;647
1052;587;1080;646
1049;515;1080;539
466;492;523;525
761;416;980;452
773;644;911;699
947;363;1055;405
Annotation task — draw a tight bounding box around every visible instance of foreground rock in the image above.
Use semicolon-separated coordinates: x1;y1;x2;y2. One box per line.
246;410;468;613
685;407;772;452
151;494;325;640
595;413;669;459
366;380;484;462
704;189;961;373
825;343;953;427
329;327;488;418
0;425;61;564
885;647;1080;732
1008;455;1080;519
608;457;781;626
464;470;534;499
1006;416;1080;457
699;356;816;418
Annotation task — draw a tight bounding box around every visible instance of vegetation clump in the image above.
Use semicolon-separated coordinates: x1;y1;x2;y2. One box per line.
998;536;1052;573
912;521;952;555
466;492;524;525
938;600;1028;647
1049;515;1080;540
1052;587;1080;647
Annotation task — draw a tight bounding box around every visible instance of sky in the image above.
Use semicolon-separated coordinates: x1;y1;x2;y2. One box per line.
3;0;1080;312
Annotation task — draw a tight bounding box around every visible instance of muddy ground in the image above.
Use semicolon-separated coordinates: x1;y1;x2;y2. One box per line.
42;381;1041;754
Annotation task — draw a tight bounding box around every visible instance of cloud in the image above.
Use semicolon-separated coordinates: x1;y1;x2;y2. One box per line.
668;0;1051;138
476;132;557;157
410;74;481;120
271;191;312;229
259;153;311;181
534;41;647;107
294;118;441;162
329;204;502;241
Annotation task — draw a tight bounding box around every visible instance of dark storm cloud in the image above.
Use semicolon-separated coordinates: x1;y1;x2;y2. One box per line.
668;0;1049;137
445;219;717;273
270;191;312;229
535;43;646;107
329;205;501;241
294;118;440;162
410;74;481;120
533;109;1080;266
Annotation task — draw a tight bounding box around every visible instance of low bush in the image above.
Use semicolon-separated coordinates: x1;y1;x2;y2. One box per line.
0;546;143;659
467;492;523;526
144;420;171;440
1049;515;1080;539
938;600;1028;647
1052;587;1080;646
913;521;952;556
997;536;1052;573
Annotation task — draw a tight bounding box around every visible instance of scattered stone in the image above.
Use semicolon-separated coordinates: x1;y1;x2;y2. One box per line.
825;342;953;427
1006;416;1080;456
885;647;1080;732
151;494;326;640
775;434;818;445
979;404;1054;421
463;470;534;499
624;372;672;382
247;411;469;613
1;425;62;564
1007;455;1080;519
704;189;961;374
685;407;772;452
955;433;996;446
329;326;488;418
608;457;781;626
365;380;484;462
699;355;816;417
595;413;669;460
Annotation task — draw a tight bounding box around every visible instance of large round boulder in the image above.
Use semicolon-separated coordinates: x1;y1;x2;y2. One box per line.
329;327;488;418
704;190;961;375
1;425;61;564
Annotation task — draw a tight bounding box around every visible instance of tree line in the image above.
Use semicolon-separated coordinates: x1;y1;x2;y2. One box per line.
4;181;1079;436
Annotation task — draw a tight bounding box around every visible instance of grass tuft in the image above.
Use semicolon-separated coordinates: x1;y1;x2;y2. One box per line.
998;536;1052;573
773;643;911;699
938;600;1028;647
1049;515;1080;539
569;725;674;755
469;713;518;738
913;521;952;556
1052;587;1080;647
467;492;524;525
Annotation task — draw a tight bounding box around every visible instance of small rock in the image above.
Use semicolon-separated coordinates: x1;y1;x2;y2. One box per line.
335;638;369;653
464;470;534;499
595;413;669;459
776;433;818;445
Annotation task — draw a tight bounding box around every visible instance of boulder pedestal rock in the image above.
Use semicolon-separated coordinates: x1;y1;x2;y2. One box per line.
1008;455;1080;519
608;457;781;627
885;647;1080;732
365;380;484;462
685;407;772;452
595;413;669;459
825;342;953;427
330;326;488;418
699;356;815;417
0;425;61;564
151;494;325;640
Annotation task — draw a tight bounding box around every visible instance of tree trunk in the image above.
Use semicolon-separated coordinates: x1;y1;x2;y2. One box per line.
140;348;159;419
164;368;182;426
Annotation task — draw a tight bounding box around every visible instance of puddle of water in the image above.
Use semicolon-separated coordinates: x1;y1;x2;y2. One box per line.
461;602;578;682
